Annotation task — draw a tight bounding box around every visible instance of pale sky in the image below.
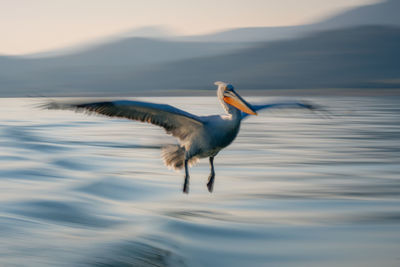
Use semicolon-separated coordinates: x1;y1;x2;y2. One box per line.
1;0;379;55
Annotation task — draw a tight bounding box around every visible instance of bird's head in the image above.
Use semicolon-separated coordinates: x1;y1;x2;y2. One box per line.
215;81;257;115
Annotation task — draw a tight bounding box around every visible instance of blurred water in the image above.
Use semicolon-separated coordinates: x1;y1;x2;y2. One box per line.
0;96;399;267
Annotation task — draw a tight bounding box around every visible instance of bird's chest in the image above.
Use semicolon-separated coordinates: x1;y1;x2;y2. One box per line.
208;120;240;149
191;117;240;158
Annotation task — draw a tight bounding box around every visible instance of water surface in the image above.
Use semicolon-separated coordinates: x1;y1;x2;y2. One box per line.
0;96;399;266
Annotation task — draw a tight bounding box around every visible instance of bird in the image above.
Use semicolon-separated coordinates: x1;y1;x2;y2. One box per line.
43;81;317;193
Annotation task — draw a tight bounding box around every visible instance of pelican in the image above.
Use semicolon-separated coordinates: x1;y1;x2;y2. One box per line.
44;81;316;193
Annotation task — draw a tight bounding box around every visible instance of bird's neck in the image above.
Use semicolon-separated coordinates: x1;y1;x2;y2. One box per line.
227;106;242;120
224;104;243;123
219;96;242;121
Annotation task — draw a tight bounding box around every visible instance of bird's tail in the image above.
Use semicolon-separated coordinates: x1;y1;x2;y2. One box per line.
162;145;198;171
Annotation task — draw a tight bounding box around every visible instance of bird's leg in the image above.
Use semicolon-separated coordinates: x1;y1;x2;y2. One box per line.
183;159;190;194
207;157;215;193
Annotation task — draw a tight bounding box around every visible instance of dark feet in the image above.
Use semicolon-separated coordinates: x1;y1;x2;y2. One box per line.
207;156;215;193
207;174;215;193
183;159;190;194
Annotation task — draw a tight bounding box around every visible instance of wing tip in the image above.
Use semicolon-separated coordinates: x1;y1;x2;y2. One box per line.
38;100;63;110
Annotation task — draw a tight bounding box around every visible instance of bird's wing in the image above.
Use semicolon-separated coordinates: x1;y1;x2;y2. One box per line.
44;100;204;141
241;101;317;119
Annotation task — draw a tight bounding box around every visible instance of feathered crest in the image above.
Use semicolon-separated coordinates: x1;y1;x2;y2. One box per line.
214;81;228;88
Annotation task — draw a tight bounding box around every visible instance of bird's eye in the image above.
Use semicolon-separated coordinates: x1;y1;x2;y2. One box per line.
226;84;234;91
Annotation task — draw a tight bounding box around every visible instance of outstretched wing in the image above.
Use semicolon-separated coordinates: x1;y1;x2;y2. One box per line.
43;99;204;141
242;101;317;119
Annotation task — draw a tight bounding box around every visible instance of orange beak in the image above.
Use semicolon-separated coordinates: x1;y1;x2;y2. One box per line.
223;90;257;115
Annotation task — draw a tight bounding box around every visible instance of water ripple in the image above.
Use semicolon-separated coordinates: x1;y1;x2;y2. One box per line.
0;97;399;266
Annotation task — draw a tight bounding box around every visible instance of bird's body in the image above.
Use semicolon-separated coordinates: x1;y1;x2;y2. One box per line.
186;113;241;159
44;81;316;193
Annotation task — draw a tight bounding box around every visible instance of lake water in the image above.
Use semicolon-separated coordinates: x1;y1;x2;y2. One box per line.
0;96;399;266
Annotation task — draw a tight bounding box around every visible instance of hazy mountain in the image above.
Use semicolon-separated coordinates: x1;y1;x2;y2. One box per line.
33;38;248;66
318;0;400;29
25;26;176;58
176;26;302;43
1;26;398;96
177;0;400;43
0;38;249;95
88;26;400;91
